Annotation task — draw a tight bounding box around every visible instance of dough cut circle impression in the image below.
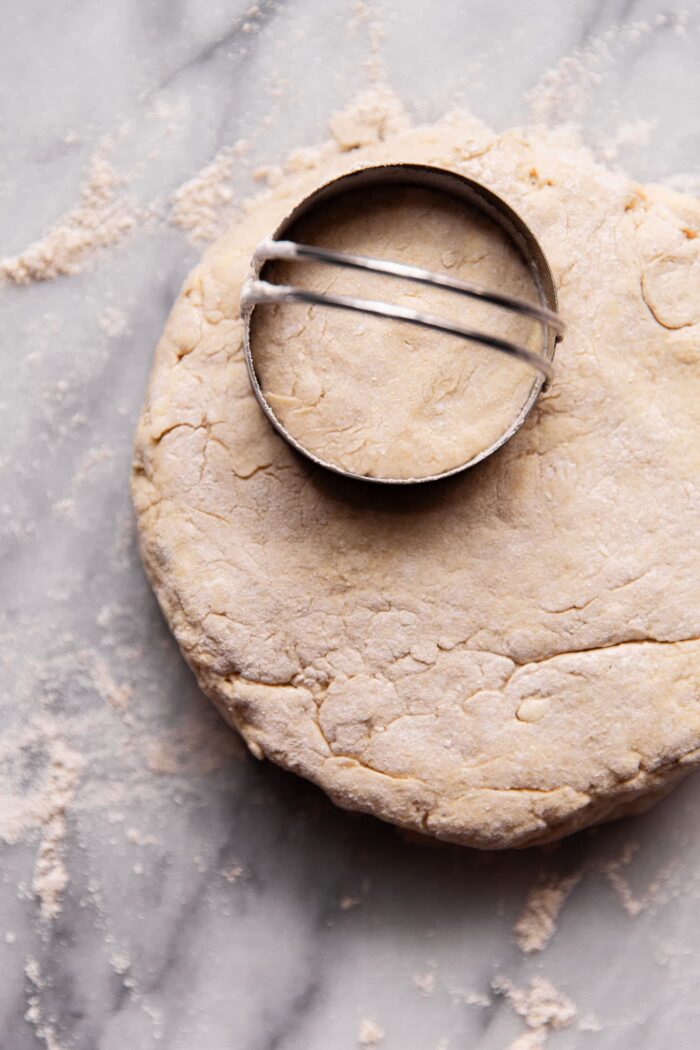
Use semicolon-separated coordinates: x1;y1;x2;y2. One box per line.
242;163;561;483
132;111;700;848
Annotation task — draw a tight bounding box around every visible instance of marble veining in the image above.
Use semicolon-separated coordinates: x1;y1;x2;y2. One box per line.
2;1;700;1047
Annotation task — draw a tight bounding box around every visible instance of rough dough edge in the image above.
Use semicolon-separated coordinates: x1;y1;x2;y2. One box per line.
190;663;694;849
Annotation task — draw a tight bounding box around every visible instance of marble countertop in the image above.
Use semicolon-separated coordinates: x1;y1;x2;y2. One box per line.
2;2;700;1048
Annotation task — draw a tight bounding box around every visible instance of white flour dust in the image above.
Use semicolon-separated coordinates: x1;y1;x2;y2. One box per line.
413;970;436;996
357;1016;385;1045
601;840;681;917
514;869;583;953
31;741;82;921
98;305;129;338
24;956;67;1050
527;11;691;128
0;148;138;286
169;147;237;244
493;975;579;1048
513;836;683;953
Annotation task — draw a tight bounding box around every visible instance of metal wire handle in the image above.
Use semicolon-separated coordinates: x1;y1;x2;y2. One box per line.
240;238;565;379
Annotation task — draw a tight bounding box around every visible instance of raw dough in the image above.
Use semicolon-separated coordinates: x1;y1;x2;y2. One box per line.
132;104;700;848
251;183;541;479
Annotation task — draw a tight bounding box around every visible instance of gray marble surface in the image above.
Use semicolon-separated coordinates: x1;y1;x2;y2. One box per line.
2;2;700;1048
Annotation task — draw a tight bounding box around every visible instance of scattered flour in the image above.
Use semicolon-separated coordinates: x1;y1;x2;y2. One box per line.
465;991;491;1008
662;172;700;196
25;956;41;985
346;0;386;82
73;446;115;484
328;84;408;151
358;1018;385;1046
598;117;658;163
0;150;137;285
493;975;577;1048
514;870;583;953
514;837;682;945
110;949;131;975
98;305;128;338
32;741;83;921
125;827;157;847
221;864;245;883
446;986;491;1007
24;956;67;1050
251;162;284;187
90;655;132;712
413;971;436;995
2;11;692;291
52;498;76;519
169;147;237;244
600;840;642;916
0;725;82;921
527;12;692;130
527;37;610;126
508;1031;546;1050
600;840;679;917
512;836;683;945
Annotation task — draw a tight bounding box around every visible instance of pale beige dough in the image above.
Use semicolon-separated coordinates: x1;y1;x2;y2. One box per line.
251;183;541;479
132;104;700;848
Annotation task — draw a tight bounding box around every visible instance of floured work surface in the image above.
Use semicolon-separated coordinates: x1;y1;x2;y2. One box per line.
132;110;700;848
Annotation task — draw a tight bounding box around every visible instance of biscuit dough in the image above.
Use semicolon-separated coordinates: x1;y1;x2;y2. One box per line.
132;107;700;848
251;183;542;479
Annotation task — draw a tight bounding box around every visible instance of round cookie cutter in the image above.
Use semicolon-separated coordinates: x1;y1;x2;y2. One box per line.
240;164;565;485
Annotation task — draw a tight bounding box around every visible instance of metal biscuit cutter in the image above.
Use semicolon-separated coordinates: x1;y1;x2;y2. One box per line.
240;164;565;484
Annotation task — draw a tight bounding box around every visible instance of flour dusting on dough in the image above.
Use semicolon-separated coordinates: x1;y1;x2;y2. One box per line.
170;148;237;244
329;84;409;151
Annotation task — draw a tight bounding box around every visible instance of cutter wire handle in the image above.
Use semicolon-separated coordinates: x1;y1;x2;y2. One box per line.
241;238;565;379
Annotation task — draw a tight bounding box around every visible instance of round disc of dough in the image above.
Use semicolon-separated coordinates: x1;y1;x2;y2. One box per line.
132;113;700;849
